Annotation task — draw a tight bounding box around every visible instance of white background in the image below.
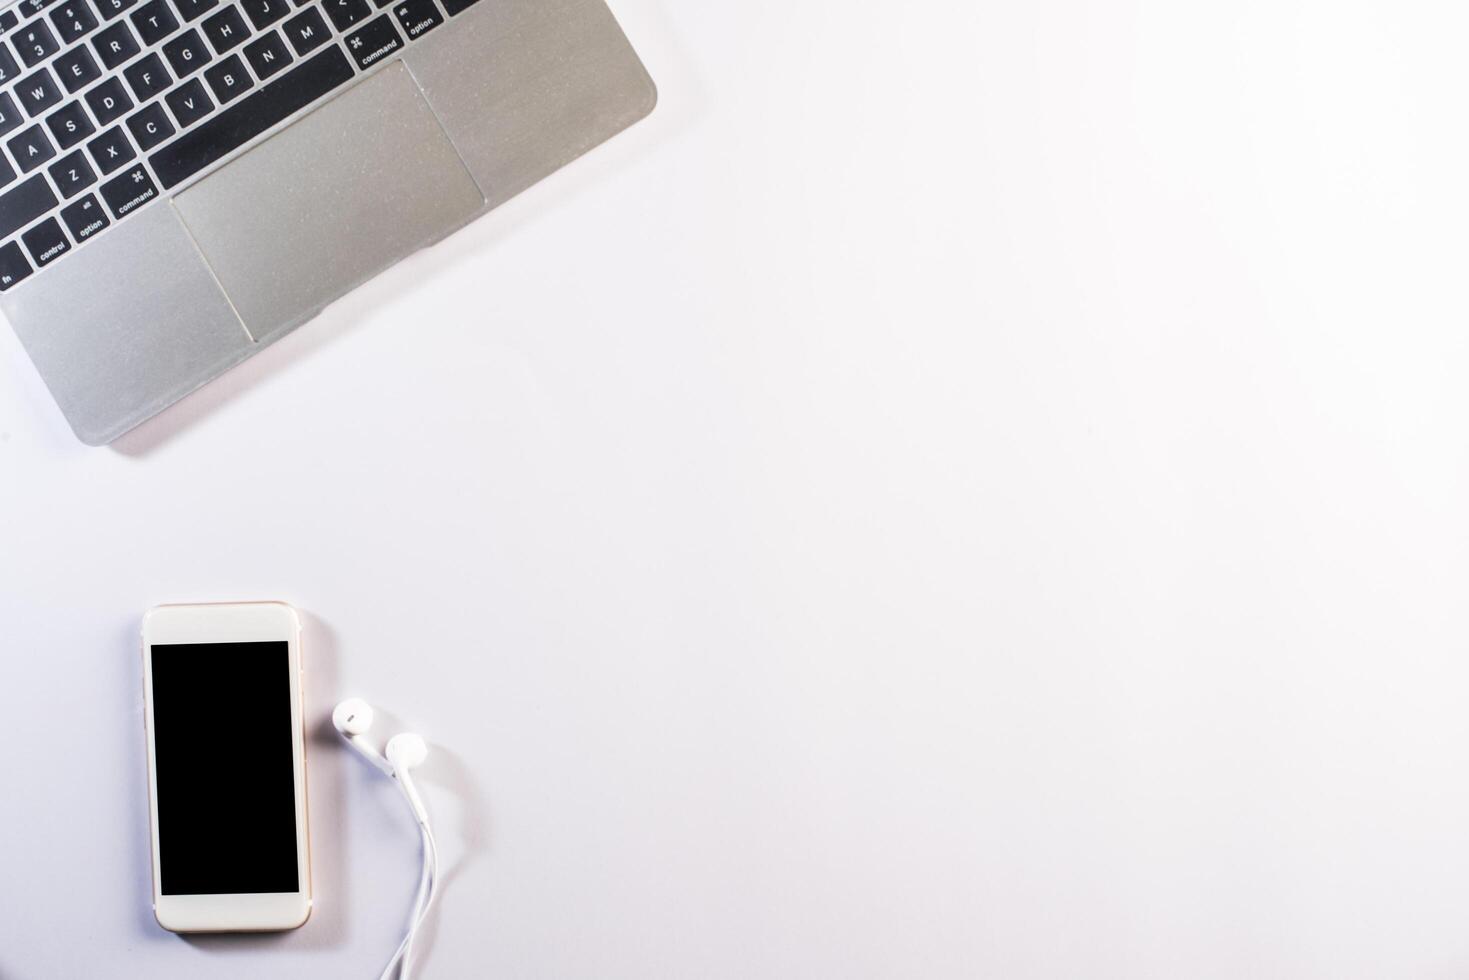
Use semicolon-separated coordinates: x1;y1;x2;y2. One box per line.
4;1;1469;976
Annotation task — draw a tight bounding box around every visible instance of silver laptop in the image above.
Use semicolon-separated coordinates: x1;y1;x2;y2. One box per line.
0;0;654;444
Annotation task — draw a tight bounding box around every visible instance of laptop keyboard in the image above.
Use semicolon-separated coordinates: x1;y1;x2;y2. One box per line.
0;0;477;290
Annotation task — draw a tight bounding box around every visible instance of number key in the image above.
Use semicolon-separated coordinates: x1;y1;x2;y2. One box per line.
14;21;59;67
0;42;21;86
91;0;139;20
49;0;98;42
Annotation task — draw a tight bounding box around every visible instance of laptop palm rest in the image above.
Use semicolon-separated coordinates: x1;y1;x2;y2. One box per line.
173;62;484;345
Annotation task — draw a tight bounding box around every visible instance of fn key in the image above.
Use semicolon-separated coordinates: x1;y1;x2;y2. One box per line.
0;241;33;290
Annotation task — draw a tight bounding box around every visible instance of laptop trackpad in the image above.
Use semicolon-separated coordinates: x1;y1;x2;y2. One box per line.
173;63;485;343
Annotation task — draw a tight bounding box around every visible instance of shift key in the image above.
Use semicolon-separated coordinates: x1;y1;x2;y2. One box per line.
0;174;58;240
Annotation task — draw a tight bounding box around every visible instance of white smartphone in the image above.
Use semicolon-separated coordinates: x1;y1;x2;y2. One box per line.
141;602;313;933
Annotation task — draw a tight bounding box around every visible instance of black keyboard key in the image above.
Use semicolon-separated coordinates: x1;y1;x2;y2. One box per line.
48;0;97;42
280;5;325;55
91;19;137;67
22;216;70;266
202;52;250;102
13;20;58;65
242;28;288;79
0;92;24;138
0;153;14;189
47;146;96;195
91;0;139;20
169;0;216;22
439;0;478;17
99;161;156;217
125;100;173;148
389;0;438;40
83;75;132;123
123;51;169;101
242;0;288;30
59;191;108;241
129;0;176;44
45;99;94;147
343;15;398;70
86;123;134;172
323;0;367;32
0;10;18;32
17;0;63;20
201;4;247;53
0;41;21;86
163;75;211;126
0;173;58;239
16;67;61;116
161;26;206;76
0;241;34;290
53;45;101;91
6;122;55;171
151;45;350;188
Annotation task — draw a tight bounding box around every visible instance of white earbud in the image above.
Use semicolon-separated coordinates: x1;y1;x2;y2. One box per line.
331;698;393;775
333;699;441;980
386;733;430;825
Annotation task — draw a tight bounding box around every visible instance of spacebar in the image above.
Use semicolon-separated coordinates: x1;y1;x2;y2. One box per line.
150;47;355;190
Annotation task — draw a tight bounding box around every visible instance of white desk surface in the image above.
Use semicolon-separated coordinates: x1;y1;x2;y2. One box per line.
6;3;1469;977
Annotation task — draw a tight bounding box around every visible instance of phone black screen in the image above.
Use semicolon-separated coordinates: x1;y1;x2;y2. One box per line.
151;642;301;895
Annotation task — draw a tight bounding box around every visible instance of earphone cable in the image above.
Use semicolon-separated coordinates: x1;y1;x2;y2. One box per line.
400;822;441;979
379;774;440;980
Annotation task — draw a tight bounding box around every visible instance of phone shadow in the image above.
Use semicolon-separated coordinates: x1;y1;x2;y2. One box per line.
125;617;174;948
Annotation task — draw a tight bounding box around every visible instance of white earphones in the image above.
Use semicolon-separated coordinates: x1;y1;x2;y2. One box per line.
333;699;440;980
